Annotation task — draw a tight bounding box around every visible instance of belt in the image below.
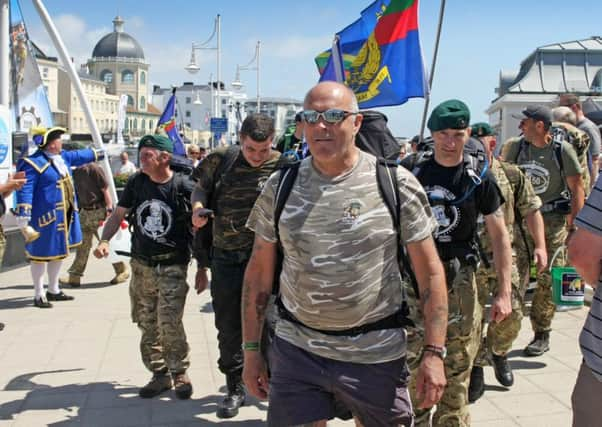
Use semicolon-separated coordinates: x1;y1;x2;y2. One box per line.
131;252;186;267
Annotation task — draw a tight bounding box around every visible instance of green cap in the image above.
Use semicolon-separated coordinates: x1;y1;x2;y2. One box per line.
427;99;470;132
471;122;494;137
138;134;173;153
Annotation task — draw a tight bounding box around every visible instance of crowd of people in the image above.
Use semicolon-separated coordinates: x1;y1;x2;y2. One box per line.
1;82;601;426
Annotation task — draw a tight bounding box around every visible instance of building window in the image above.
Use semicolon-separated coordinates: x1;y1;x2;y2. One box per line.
140;96;146;109
186;122;191;128
141;119;146;130
121;69;134;83
126;95;134;107
42;67;49;79
186;97;191;104
100;69;113;84
149;120;153;130
185;111;191;118
140;71;146;84
134;118;138;130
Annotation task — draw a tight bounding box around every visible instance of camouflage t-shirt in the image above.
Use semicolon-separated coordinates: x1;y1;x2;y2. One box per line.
247;151;437;364
502;137;582;205
477;158;542;252
193;146;282;251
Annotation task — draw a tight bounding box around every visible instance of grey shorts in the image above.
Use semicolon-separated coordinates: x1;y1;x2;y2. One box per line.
267;336;413;427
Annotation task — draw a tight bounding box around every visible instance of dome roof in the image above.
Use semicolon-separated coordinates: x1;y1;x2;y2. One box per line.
92;16;144;60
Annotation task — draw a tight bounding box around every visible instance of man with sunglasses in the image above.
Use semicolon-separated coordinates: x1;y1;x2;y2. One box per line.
243;81;448;426
502;105;585;357
190;114;284;419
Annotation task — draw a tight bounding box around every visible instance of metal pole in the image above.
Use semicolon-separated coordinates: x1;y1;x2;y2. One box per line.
32;0;117;202
0;0;9;107
418;0;446;143
256;41;260;111
216;14;221;118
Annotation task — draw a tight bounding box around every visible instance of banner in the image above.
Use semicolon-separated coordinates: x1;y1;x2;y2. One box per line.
9;0;53;132
317;0;428;109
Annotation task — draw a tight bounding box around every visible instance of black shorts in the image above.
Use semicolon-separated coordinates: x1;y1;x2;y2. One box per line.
267;336;413;427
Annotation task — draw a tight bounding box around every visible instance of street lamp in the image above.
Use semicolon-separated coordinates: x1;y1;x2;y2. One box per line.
231;41;260;112
185;14;221;118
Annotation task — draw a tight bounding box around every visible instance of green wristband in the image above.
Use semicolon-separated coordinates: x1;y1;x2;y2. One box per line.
242;341;260;351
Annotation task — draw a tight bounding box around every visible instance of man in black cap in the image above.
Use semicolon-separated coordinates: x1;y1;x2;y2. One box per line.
402;100;512;426
191;113;284;418
502;105;585;356
94;134;195;400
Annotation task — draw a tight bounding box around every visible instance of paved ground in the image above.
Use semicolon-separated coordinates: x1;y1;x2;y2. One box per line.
0;254;586;426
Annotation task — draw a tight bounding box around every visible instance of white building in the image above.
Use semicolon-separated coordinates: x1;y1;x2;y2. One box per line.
245;97;303;137
487;36;602;144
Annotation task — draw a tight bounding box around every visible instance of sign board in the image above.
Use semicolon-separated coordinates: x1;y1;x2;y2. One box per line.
210;117;228;133
0;105;14;225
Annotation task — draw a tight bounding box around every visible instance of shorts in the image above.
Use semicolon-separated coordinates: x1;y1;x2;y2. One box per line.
267;336;413;427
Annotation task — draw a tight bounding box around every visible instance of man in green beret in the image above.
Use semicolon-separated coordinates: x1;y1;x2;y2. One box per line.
468;122;546;403
402;100;513;426
94;134;195;400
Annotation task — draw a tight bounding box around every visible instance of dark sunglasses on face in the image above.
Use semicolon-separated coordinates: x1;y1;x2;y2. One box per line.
302;109;357;124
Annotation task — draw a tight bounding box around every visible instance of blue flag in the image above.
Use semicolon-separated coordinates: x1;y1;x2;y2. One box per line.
156;89;185;156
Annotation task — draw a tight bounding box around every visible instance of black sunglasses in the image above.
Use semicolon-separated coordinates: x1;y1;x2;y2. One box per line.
302;109;358;124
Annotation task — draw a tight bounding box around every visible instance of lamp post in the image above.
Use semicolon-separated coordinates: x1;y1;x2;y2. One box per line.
231;41;260;112
185;14;221;118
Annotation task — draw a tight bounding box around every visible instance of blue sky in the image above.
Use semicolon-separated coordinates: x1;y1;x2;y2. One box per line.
17;0;602;137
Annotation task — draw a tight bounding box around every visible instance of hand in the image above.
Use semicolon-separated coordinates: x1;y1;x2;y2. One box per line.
490;292;512;323
94;240;110;258
533;247;548;273
195;268;209;294
415;353;446;409
7;172;26;191
191;207;210;229
105;206;114;219
242;351;269;400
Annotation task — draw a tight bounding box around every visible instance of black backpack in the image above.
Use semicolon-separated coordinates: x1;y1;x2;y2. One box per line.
270;158;418;336
355;110;401;161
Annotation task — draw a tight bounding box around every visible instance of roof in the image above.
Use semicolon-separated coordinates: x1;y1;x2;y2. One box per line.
91;16;144;60
126;103;161;116
497;36;602;98
245;97;303;105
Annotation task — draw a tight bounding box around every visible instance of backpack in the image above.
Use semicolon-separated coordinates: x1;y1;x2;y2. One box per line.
191;145;241;267
355;110;401;161
269;158;417;336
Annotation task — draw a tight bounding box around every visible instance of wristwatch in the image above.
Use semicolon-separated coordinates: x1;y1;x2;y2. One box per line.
423;344;447;360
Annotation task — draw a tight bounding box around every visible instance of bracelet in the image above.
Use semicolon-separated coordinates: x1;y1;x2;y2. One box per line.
242;341;260;351
99;239;110;245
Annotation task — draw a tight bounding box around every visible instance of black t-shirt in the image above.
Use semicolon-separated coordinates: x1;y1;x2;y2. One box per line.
412;157;503;259
119;172;194;263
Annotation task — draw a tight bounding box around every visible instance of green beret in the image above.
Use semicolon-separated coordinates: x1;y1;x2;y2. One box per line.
138;134;173;153
427;99;470;132
471;122;494;137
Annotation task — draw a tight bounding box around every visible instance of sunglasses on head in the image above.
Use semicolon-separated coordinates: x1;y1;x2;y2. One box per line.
302;109;357;124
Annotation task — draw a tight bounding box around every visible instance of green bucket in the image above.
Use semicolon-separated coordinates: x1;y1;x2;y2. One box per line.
550;247;584;307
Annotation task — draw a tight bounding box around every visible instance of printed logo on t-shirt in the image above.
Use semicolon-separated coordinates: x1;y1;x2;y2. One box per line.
136;199;173;240
519;162;549;195
341;199;362;224
425;185;460;242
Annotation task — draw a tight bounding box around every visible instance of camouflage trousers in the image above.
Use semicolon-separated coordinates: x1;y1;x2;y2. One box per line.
515;213;567;333
474;255;523;366
409;263;482;427
129;258;190;374
67;207;105;277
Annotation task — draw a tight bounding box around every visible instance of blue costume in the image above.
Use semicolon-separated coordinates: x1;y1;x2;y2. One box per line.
16;148;100;261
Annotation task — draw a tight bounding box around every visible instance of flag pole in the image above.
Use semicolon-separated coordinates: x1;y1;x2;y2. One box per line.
332;35;344;83
31;0;117;203
418;0;446;142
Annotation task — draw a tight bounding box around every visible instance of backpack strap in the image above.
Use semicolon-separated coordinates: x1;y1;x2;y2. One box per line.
375;158;420;299
209;145;241;211
274;161;301;240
